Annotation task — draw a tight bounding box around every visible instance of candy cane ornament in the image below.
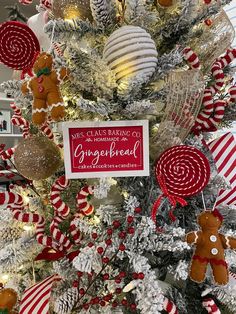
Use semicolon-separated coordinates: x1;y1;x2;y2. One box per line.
202;298;221;314
76;186;95;216
41;123;54;140
70;212;83;245
50;215;73;251
229;85;236;103
0;191;59;250
0;147;16;160
10;103;30;138
50;176;70;217
163;297;178;314
183;47;201;70
50;176;75;251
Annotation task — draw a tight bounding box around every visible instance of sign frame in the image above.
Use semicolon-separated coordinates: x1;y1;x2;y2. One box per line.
62;120;149;179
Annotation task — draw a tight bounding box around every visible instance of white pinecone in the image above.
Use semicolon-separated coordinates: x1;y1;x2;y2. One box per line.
54;287;79;314
90;0;112;27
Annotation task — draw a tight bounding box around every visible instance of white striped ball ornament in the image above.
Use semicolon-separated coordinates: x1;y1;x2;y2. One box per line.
103;26;158;92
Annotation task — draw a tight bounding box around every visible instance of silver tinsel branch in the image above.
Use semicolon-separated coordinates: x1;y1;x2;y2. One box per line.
45;19;99;42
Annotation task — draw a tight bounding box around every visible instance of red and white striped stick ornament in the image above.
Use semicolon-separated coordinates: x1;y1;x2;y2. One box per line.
10;103;30;138
50;176;74;250
202;298;221;314
18;0;33;4
50;176;70;217
76;185;95;216
41;123;54;140
163;297;178;314
50;215;73;251
0;147;16;160
229;85;236;103
183;47;201;69
70;212;83;245
0;191;58;249
19;274;61;314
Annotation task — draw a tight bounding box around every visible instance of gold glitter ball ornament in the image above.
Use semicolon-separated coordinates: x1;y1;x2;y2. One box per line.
52;0;93;21
14;136;62;180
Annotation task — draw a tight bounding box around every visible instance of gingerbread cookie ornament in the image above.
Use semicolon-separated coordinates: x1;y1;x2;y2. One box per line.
21;52;70;125
186;209;236;285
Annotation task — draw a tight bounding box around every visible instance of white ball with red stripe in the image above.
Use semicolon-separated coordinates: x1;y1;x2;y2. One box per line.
50;176;70;217
202;298;221;314
183;47;201;69
163;297;178;314
76;186;95;216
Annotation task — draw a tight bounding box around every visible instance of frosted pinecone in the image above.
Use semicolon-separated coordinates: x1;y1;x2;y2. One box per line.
90;0;112;26
0;226;22;243
54;287;79;314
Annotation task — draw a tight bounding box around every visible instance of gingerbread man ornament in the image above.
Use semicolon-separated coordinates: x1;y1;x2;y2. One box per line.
21;52;69;125
186;209;236;285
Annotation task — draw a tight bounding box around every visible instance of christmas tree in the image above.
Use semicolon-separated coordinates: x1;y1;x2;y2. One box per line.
0;0;236;313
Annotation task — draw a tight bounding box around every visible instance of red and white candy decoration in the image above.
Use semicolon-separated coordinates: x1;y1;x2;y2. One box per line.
152;145;210;222
0;191;59;250
76;186;95;216
50;176;70;217
0;146;16;161
41;123;54;140
10;103;30;139
183;47;201;70
19;0;33;4
163;297;178;314
193;49;236;133
155;145;210;198
229;85;236;103
202;298;221;314
0;21;40;77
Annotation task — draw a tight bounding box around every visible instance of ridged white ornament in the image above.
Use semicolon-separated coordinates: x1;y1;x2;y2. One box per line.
103;26;158;92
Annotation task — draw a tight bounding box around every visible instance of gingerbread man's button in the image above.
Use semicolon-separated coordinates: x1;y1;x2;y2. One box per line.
211;248;218;255
210;235;217;242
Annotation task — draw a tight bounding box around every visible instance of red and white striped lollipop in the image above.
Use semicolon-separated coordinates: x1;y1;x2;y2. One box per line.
0;21;40;75
155;145;210;198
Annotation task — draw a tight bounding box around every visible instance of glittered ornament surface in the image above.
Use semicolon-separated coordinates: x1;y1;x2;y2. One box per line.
52;0;93;21
14;136;62;180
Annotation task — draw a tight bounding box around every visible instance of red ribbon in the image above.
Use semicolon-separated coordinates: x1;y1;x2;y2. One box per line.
151;174;188;223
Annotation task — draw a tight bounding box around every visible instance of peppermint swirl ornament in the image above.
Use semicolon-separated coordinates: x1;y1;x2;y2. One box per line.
155;145;210;198
0;21;40;75
152;145;210;222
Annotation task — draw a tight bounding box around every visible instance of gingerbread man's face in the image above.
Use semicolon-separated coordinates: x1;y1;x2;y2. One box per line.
197;211;222;231
33;52;53;74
